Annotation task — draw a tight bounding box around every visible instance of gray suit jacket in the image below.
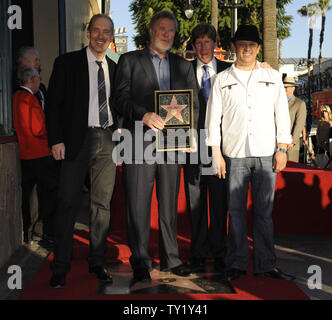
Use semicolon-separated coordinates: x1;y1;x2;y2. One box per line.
288;95;306;148
287;96;306;162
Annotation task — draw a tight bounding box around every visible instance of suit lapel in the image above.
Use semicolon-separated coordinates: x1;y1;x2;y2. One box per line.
78;48;89;107
169;53;177;90
217;59;224;73
138;48;159;90
289;96;296;110
192;59;198;83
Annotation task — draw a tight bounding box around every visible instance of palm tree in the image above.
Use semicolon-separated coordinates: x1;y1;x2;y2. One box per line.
277;0;293;66
317;0;332;72
298;3;319;137
298;3;319;77
263;0;278;70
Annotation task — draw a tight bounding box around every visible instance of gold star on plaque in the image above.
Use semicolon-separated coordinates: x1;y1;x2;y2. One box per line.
161;95;187;123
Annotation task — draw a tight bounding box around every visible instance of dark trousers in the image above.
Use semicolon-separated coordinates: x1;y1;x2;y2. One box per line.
122;162;182;271
183;163;228;260
21;156;59;242
51;128;116;274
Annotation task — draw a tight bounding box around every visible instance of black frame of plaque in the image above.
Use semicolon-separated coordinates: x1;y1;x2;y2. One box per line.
155;89;194;152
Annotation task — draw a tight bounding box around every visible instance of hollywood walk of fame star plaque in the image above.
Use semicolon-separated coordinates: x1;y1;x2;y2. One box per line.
155;89;193;151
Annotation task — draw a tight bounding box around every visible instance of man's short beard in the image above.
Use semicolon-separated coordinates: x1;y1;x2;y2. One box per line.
153;41;173;53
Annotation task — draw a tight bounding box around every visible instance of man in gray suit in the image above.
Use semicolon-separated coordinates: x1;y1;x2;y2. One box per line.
114;11;199;282
283;76;307;162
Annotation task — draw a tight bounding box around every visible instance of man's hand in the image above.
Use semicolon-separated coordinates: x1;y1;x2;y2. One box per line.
51;143;65;160
273;150;287;173
142;112;165;131
212;146;226;179
287;143;294;150
260;62;271;69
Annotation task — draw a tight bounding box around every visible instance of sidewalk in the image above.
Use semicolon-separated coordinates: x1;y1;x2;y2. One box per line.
1;232;332;300
1;191;332;300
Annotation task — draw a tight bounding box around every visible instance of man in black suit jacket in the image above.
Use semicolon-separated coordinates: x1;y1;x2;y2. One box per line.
45;14;118;288
114;11;199;282
184;23;231;273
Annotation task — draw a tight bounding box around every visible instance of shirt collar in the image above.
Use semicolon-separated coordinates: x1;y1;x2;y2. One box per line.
288;95;294;102
149;47;169;61
232;60;260;72
86;46;107;64
20;86;33;95
197;57;216;70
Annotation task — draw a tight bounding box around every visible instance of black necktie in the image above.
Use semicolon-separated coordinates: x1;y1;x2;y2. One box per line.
201;65;211;103
96;61;109;128
35;89;44;110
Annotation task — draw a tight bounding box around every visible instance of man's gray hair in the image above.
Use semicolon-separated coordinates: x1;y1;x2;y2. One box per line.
149;10;178;31
17;66;39;86
16;46;38;66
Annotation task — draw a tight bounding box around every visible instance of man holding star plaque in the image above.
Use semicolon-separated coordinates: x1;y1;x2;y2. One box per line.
114;11;199;283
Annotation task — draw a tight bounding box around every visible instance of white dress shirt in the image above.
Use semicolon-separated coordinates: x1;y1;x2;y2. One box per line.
86;47;113;127
196;57;217;89
205;61;292;158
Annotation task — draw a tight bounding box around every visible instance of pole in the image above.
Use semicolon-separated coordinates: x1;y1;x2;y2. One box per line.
231;0;238;38
211;0;218;31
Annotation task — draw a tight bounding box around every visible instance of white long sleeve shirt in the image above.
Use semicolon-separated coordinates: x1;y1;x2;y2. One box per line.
87;47;113;128
205;61;292;158
196;57;217;89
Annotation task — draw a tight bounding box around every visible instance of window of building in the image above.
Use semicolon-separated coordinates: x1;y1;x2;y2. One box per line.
0;0;14;137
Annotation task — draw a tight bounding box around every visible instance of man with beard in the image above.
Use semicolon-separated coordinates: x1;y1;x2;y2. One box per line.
114;11;199;282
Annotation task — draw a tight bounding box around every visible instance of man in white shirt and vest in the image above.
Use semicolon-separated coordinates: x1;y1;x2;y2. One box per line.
205;25;295;281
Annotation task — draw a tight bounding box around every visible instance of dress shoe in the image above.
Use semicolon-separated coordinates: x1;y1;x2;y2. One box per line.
89;265;113;282
214;258;226;272
254;267;296;281
169;264;192;277
133;268;151;282
49;273;66;288
190;258;205;273
225;268;246;281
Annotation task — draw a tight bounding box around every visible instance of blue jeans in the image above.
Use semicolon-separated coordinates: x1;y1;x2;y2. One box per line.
224;156;277;273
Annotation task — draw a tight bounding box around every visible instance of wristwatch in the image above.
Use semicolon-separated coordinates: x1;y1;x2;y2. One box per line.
277;147;287;154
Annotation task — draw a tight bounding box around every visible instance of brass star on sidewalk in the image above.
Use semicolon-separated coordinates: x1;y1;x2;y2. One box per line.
161;95;186;123
97;263;235;295
129;269;207;293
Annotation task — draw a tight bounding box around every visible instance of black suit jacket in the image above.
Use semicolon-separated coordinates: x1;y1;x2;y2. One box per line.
45;47;118;160
114;47;199;129
114;47;199;161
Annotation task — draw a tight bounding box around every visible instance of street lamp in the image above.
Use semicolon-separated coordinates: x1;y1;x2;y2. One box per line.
185;0;194;19
219;0;245;37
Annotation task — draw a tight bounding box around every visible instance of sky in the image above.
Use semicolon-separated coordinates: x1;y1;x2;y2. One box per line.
110;0;332;58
